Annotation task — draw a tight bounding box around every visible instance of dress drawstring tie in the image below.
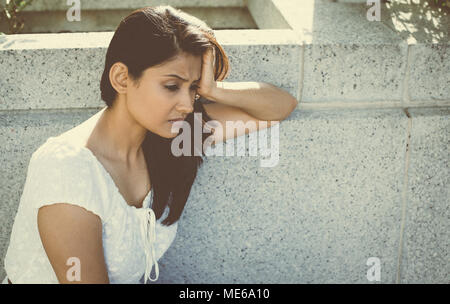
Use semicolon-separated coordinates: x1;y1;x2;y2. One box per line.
137;207;158;284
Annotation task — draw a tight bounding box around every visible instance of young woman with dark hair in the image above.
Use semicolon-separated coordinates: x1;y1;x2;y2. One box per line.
3;5;297;284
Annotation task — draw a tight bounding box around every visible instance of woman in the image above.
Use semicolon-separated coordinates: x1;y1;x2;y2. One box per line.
2;5;297;284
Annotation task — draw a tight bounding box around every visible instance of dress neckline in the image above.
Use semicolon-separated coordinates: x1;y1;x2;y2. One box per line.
66;106;152;210
80;145;152;210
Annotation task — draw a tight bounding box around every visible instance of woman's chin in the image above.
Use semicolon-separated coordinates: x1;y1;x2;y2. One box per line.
162;129;181;139
147;126;179;139
168;132;179;138
166;121;184;138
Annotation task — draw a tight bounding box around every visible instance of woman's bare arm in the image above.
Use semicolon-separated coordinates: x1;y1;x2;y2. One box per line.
37;203;110;284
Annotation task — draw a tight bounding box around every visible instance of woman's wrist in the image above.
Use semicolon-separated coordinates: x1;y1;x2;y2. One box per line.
201;81;223;102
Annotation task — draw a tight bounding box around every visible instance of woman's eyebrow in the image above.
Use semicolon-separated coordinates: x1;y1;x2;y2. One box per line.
163;74;201;83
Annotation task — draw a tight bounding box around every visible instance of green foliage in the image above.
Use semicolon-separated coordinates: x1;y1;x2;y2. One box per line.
432;0;450;7
0;0;34;35
428;0;450;8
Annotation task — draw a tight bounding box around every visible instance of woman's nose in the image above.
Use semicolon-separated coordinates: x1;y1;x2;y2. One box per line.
176;91;194;114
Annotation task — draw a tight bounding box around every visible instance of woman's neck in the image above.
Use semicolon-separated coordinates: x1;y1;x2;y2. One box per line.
87;102;147;167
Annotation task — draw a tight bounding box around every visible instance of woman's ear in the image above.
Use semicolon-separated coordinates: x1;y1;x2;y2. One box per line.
109;62;129;95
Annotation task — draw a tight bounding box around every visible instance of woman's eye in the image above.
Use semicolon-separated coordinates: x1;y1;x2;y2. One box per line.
165;85;179;92
165;85;198;92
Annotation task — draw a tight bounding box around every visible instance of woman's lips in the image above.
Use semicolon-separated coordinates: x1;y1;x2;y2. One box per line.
168;119;184;123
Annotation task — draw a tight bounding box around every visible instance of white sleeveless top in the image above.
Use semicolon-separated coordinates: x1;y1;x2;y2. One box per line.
3;107;178;284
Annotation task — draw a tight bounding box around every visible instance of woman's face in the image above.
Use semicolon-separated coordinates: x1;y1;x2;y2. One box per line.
126;51;202;138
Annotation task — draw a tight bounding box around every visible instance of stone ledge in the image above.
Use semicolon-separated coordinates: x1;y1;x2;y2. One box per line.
271;0;449;103
0;30;301;50
1;0;448;107
0;30;301;110
22;0;246;11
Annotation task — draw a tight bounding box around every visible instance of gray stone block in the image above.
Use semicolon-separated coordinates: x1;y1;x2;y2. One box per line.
247;0;291;29
1;7;257;34
180;7;258;30
153;108;408;283
379;1;450;102
0;48;107;110
0;32;113;110
400;107;450;283
217;30;302;100
22;0;246;11
272;0;407;103
408;45;450;102
0;30;301;110
302;43;406;102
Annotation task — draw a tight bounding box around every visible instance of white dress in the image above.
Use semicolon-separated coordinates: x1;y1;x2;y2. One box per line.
2;107;178;284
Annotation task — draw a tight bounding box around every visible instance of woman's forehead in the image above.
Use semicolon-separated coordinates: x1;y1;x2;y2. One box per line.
146;53;202;79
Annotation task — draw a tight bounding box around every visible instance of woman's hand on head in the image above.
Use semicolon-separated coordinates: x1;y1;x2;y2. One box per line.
197;48;217;100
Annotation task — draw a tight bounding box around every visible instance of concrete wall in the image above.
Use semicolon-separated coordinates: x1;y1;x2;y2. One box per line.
0;0;448;283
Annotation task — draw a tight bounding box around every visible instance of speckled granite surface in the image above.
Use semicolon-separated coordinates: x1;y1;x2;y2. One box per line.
22;0;246;11
0;30;301;110
155;107;410;283
400;107;449;283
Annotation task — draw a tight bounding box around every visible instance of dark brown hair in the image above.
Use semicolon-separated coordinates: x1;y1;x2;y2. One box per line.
99;5;230;226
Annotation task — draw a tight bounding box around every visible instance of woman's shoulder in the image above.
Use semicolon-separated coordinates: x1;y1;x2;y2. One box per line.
31;107;106;165
29;136;93;178
25;136;114;222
